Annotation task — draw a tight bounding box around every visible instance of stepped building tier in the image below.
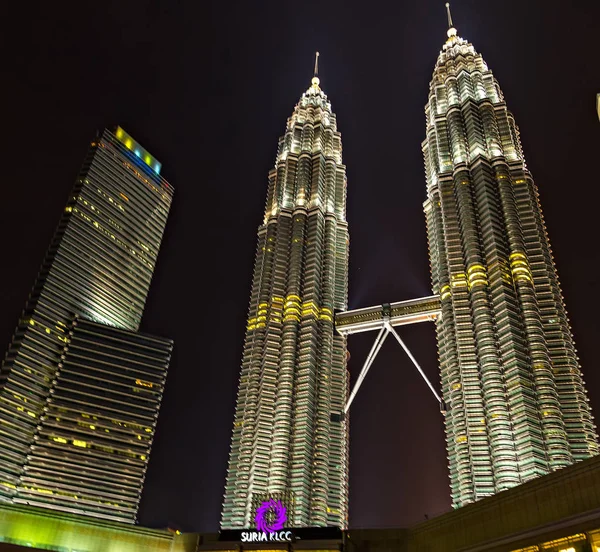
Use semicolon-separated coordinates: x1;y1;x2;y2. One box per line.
422;7;599;508
221;71;350;529
0;127;174;523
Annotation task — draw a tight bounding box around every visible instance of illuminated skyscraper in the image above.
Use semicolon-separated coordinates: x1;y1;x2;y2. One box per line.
0;127;173;523
221;62;350;529
423;6;599;508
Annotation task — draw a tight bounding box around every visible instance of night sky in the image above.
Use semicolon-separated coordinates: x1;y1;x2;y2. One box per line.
3;0;600;533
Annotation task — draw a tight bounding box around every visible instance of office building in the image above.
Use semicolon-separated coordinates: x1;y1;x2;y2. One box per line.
0;127;173;523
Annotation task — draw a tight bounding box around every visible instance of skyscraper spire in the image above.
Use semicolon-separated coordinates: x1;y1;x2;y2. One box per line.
312;51;321;89
445;2;454;29
445;2;458;39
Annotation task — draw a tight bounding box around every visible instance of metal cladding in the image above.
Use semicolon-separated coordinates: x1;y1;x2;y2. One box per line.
0;128;173;523
422;23;599;508
221;76;350;529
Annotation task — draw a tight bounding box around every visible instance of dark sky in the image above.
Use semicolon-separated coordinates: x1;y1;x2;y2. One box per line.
2;0;600;533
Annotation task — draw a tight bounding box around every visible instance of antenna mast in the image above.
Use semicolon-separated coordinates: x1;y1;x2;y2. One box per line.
445;2;454;29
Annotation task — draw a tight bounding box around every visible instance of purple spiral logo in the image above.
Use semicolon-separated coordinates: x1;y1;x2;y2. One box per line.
255;499;287;533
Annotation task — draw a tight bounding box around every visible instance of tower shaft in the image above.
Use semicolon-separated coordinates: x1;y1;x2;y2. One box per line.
423;29;598;507
222;79;349;529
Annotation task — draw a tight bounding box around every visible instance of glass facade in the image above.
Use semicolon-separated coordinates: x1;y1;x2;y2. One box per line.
221;76;350;529
0;128;174;523
422;22;599;507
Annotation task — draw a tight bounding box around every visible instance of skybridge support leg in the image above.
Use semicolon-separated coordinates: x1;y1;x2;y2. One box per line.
334;313;448;422
384;321;446;412
343;325;389;415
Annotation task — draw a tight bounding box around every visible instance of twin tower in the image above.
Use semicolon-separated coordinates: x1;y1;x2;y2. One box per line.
221;9;599;529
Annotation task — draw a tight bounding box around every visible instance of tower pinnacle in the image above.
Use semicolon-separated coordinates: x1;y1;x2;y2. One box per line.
311;51;321;89
445;3;458;39
445;3;453;28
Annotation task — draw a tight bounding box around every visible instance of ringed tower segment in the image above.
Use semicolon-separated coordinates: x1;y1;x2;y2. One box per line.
423;5;598;508
221;61;350;529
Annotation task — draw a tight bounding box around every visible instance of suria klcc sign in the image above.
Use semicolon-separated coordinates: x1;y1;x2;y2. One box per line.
240;499;292;542
219;500;342;543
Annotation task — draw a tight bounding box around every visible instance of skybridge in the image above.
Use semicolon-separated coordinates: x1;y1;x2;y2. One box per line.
336;295;441;336
334;295;445;419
